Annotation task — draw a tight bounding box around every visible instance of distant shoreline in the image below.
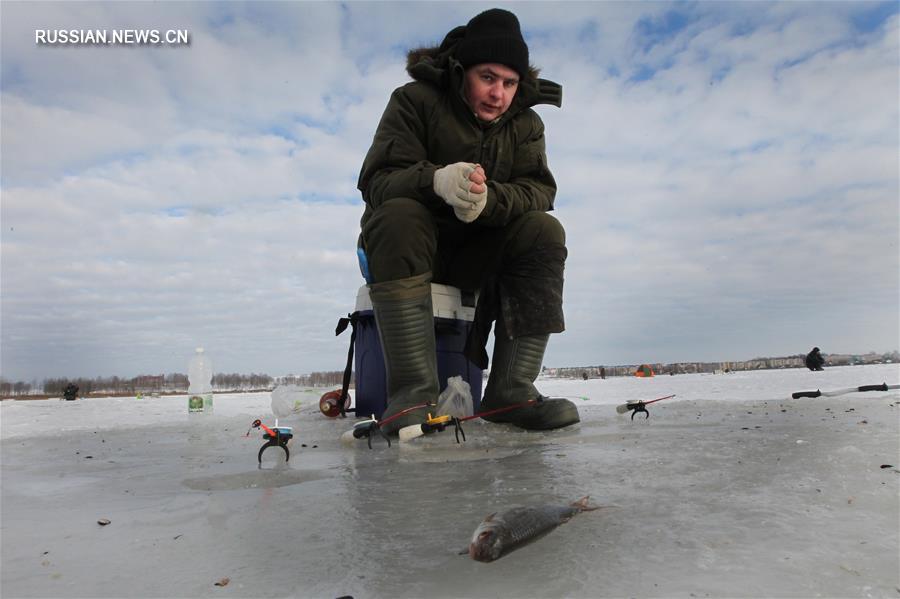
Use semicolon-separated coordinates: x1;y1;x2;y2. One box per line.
0;388;279;402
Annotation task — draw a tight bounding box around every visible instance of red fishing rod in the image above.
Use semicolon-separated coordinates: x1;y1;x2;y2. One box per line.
615;394;675;419
348;402;435;448
398;397;543;443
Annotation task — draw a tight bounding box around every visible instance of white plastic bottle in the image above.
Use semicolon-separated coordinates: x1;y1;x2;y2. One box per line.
188;347;213;413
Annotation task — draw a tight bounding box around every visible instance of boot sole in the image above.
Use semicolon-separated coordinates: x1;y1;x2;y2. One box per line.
480;399;580;430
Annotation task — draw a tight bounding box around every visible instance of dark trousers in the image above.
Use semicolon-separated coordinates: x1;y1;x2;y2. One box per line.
361;199;567;363
362;198;565;292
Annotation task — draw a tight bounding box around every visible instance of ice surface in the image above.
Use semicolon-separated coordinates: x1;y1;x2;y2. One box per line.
2;364;898;598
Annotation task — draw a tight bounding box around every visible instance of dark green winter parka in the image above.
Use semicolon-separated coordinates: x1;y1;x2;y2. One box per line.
357;40;563;230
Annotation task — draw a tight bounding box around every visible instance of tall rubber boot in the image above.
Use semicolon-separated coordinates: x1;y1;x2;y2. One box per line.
481;323;579;430
369;273;439;435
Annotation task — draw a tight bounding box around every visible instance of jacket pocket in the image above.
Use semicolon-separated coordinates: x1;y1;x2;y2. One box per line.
508;144;544;181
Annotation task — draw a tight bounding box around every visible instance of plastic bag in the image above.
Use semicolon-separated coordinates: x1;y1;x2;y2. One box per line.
436;376;473;419
271;385;304;418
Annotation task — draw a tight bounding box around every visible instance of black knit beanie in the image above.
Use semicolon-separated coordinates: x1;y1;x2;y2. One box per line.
455;8;529;78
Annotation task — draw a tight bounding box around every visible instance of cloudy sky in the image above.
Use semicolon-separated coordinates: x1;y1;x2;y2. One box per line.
1;1;898;382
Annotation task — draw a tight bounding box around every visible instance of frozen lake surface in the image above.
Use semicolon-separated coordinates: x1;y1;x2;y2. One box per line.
2;364;898;598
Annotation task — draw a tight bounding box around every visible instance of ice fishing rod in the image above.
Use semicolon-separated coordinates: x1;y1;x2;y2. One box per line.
791;383;899;399
246;419;294;465
398;398;543;443
345;402;435;448
615;394;676;419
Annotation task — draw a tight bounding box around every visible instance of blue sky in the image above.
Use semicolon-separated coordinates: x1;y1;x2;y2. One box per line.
1;1;898;381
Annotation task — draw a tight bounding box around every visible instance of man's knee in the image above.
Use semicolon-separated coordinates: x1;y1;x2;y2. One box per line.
529;212;565;246
363;198;434;239
362;198;438;281
506;212;566;256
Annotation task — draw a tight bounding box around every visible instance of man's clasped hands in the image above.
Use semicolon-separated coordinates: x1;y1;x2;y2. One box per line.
433;162;488;223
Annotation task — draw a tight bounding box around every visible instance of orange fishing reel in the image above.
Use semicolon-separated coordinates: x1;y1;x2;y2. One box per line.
420;413;466;443
319;389;353;418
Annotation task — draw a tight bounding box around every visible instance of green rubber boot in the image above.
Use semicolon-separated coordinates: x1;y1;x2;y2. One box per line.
369;273;438;435
481;325;579;430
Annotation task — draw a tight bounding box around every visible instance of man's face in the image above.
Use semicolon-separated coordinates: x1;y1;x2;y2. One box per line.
463;63;520;122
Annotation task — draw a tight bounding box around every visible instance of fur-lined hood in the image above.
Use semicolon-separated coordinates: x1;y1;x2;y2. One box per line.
405;44;542;82
403;41;562;110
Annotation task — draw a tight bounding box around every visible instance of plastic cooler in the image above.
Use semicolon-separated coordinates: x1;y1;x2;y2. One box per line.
352;283;483;419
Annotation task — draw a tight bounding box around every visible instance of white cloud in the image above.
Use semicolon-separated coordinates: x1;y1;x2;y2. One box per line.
2;2;897;380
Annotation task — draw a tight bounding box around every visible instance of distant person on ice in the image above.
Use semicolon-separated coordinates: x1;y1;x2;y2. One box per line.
63;383;79;401
356;8;578;434
805;347;825;371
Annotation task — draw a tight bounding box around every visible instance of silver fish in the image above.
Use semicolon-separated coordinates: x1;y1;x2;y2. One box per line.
468;496;601;562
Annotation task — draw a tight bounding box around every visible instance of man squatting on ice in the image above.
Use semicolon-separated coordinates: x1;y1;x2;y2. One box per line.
357;8;580;435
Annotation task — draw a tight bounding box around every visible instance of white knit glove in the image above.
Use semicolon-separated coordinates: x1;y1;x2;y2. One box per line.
433;162;476;206
454;186;486;223
433;162;487;223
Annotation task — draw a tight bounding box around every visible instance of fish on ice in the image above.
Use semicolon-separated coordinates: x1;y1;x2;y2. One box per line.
467;496;604;562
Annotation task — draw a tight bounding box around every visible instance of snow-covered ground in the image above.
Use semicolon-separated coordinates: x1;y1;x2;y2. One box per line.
2;364;898;598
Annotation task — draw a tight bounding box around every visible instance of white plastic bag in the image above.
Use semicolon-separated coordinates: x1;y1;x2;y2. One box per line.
271;385;304;418
436;376;473;419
